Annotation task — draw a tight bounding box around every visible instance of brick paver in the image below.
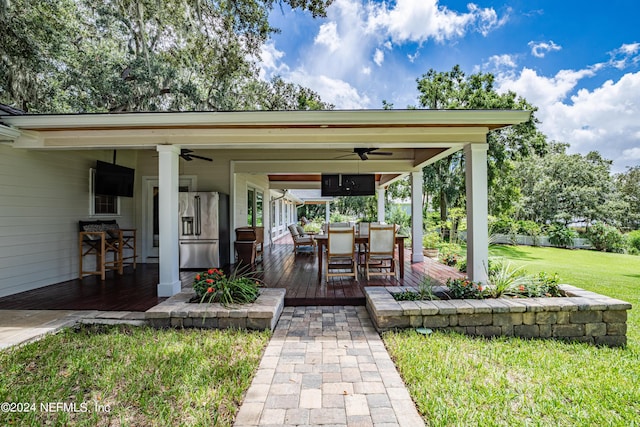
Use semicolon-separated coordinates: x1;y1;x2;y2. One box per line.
234;306;425;427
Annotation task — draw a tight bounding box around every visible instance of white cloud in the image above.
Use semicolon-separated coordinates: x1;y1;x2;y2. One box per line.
314;21;341;52
257;42;288;79
362;66;371;75
608;42;640;69
288;70;371;109
528;40;561;58
498;68;640;172
622;147;640;160
486;54;517;69
497;67;597;108
373;49;384;66
366;0;506;43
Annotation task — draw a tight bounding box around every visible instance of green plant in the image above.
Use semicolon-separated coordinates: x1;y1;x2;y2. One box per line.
586;222;625;253
193;267;261;306
393;275;439;301
446;278;487;299
547;224;577;248
486;259;529;298
628;230;640;253
438;242;464;266
422;231;441;249
303;222;322;233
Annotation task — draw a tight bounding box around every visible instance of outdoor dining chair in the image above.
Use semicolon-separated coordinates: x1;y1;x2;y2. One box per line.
365;223;397;279
325;226;358;281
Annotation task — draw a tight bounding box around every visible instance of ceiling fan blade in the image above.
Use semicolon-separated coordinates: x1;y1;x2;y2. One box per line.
334;153;356;160
189;154;213;162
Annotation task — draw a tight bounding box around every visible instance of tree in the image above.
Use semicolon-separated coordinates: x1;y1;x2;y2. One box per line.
0;0;333;112
414;65;548;233
614;166;640;230
514;143;623;226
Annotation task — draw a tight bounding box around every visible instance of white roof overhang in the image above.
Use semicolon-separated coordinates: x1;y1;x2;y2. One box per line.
0;109;531;188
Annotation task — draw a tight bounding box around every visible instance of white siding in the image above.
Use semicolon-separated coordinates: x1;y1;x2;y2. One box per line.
0;145;136;298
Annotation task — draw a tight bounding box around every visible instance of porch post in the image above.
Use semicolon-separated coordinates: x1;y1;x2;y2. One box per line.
325;200;330;224
465;143;489;284
377;187;385;223
156;144;182;297
411;171;424;263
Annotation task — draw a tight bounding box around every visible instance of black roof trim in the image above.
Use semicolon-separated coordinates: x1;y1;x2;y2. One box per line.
0;103;25;116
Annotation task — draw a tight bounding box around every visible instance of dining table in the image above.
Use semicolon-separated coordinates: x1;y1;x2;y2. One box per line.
313;233;408;281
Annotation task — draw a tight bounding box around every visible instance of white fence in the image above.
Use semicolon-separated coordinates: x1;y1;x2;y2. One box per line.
488;233;593;249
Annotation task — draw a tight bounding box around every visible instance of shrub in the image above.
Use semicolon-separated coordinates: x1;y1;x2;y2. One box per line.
438;242;464;266
626;230;640;253
422;231;441;249
446;278;487;299
586;223;625;253
547;224;577;248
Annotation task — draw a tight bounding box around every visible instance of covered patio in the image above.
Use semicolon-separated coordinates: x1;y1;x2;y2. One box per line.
0;109;530;303
0;235;464;310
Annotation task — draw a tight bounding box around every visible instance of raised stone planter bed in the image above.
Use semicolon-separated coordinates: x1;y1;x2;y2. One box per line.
145;288;285;331
365;285;632;347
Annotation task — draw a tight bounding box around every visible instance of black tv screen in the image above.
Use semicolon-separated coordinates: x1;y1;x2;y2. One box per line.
95;160;135;197
321;174;375;196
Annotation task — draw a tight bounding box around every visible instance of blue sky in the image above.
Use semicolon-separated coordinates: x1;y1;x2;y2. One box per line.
261;0;640;172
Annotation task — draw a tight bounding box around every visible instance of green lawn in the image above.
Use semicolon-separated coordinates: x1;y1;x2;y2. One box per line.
0;325;270;426
384;246;640;426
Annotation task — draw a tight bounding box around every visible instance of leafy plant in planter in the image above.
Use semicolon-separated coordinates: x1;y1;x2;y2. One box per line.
193;267;262;306
422;231;441;257
393;275;439;301
446;278;487;299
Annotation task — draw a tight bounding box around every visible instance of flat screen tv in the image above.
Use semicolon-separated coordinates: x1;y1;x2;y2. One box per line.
321;174;375;196
95;160;135;197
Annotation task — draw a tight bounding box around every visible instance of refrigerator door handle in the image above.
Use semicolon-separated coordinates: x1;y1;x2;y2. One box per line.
195;195;201;236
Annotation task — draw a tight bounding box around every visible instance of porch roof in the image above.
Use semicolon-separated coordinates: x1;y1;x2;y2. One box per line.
1;109;530;188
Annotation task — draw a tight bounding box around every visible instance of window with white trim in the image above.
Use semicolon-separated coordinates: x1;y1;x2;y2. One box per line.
90;168;120;216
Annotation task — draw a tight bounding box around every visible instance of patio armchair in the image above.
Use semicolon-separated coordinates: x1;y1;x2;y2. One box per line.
325;226;358;281
288;224;316;254
365;224;397;279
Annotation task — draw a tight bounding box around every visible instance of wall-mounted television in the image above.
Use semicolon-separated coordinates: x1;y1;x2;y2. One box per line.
321;174;375;196
95;160;135;197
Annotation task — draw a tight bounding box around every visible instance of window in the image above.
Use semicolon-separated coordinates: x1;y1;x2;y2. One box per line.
247;187;264;227
90;168;119;215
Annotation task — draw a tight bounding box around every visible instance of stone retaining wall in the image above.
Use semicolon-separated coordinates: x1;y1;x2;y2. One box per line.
145;288;285;331
365;285;631;347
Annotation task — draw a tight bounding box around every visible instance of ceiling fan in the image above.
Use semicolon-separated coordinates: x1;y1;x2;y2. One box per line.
350;147;393;160
179;149;213;162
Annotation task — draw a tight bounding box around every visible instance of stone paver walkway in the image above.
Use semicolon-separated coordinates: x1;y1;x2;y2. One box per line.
234;306;425;427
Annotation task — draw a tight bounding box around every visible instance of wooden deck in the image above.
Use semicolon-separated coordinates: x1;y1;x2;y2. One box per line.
0;237;464;311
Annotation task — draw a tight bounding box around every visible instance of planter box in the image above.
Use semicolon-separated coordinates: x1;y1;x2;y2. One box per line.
145;288;285;331
365;286;631;347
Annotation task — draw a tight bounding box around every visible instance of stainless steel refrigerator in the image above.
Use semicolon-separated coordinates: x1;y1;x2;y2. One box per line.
178;192;230;269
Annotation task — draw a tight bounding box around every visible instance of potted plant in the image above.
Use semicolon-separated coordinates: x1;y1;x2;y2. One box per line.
422;231;441;258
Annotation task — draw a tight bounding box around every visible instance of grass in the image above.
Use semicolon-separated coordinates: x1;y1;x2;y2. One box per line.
0;325;270;426
384;245;640;426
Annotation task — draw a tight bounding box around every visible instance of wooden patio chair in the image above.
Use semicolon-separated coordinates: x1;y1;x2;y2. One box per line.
365;224;397;279
288;224;316;254
325;226;358;281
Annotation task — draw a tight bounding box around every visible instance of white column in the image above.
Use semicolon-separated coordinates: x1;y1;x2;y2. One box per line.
411;171;424;263
325;200;331;224
465;143;489;284
156;145;182;297
377;187;385;223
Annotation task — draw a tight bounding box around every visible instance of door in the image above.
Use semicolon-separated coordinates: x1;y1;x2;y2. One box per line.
142;176;195;262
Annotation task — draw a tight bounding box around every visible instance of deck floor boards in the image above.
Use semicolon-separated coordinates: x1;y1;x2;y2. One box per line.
0;236;464;310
